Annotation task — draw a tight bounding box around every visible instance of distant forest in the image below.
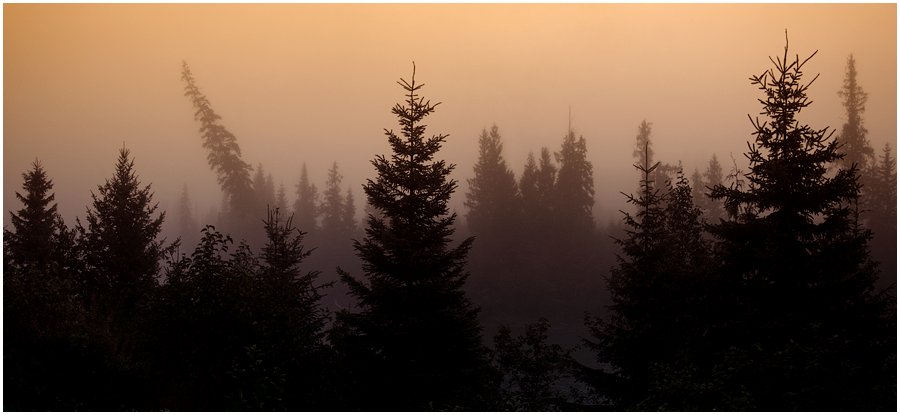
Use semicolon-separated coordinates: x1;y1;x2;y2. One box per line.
5;36;896;411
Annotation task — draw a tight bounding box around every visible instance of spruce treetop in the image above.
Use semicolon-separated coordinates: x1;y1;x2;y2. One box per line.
6;159;60;266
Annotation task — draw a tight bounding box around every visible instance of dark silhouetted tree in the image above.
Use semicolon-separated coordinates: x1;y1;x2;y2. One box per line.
293;162;319;235
155;207;332;411
333;64;494;411
707;33;894;411
67;147;175;410
77;147;173;315
4;161;92;411
5;159;65;268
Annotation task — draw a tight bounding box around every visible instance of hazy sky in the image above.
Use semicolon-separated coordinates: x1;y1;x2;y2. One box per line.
5;3;897;229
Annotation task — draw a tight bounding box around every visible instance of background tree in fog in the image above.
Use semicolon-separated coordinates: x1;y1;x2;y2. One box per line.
554;130;594;234
691;154;725;221
342;185;357;236
465;124;520;241
293;162;320;235
464;124;522;313
707;34;895;410
835;54;873;172
181;61;254;225
320;162;354;241
275;183;290;215
632;120;678;193
333;64;494;410
252;163;277;216
519;147;557;240
177;184;200;249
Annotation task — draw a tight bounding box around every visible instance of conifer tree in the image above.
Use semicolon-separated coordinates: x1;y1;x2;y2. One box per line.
869;142;897;226
275;183;290;215
181;61;254;221
177;183;199;249
5;159;63;268
708;33;894;410
835;54;873;171
519;147;557;236
341;186;357;237
582;148;716;409
293;163;319;235
333;64;492;410
693;154;725;221
77;147;173;312
465;124;520;240
252;163;276;216
554;130;595;234
320;162;346;238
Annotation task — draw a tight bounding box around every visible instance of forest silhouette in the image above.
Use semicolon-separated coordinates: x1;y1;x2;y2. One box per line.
4;35;896;411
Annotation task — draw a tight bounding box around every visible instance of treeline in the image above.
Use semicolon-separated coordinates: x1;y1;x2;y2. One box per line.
5;38;896;411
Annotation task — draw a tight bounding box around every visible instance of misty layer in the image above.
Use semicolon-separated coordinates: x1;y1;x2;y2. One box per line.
4;37;896;411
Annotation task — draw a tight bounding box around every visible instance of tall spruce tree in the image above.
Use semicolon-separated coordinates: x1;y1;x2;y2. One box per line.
77;147;172;313
333;64;493;410
181;61;254;223
465;124;520;240
519;147;557;237
5;159;63;268
554;129;595;234
275;183;290;215
293;163;319;235
835;54;873;172
320;162;348;239
708;33;895;410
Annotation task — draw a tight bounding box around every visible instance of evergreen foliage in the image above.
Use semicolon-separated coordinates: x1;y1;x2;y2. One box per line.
76;147;172;315
181;61;254;221
835;54;873;171
519;147;557;238
341;185;357;236
275;183;290;215
465;124;520;240
155;208;331;410
554;130;595;234
581;145;715;408
333;64;494;410
706;33;895;410
5;159;64;268
320;161;353;240
293;162;319;235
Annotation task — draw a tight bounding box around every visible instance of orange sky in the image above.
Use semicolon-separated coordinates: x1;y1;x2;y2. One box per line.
5;3;897;228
